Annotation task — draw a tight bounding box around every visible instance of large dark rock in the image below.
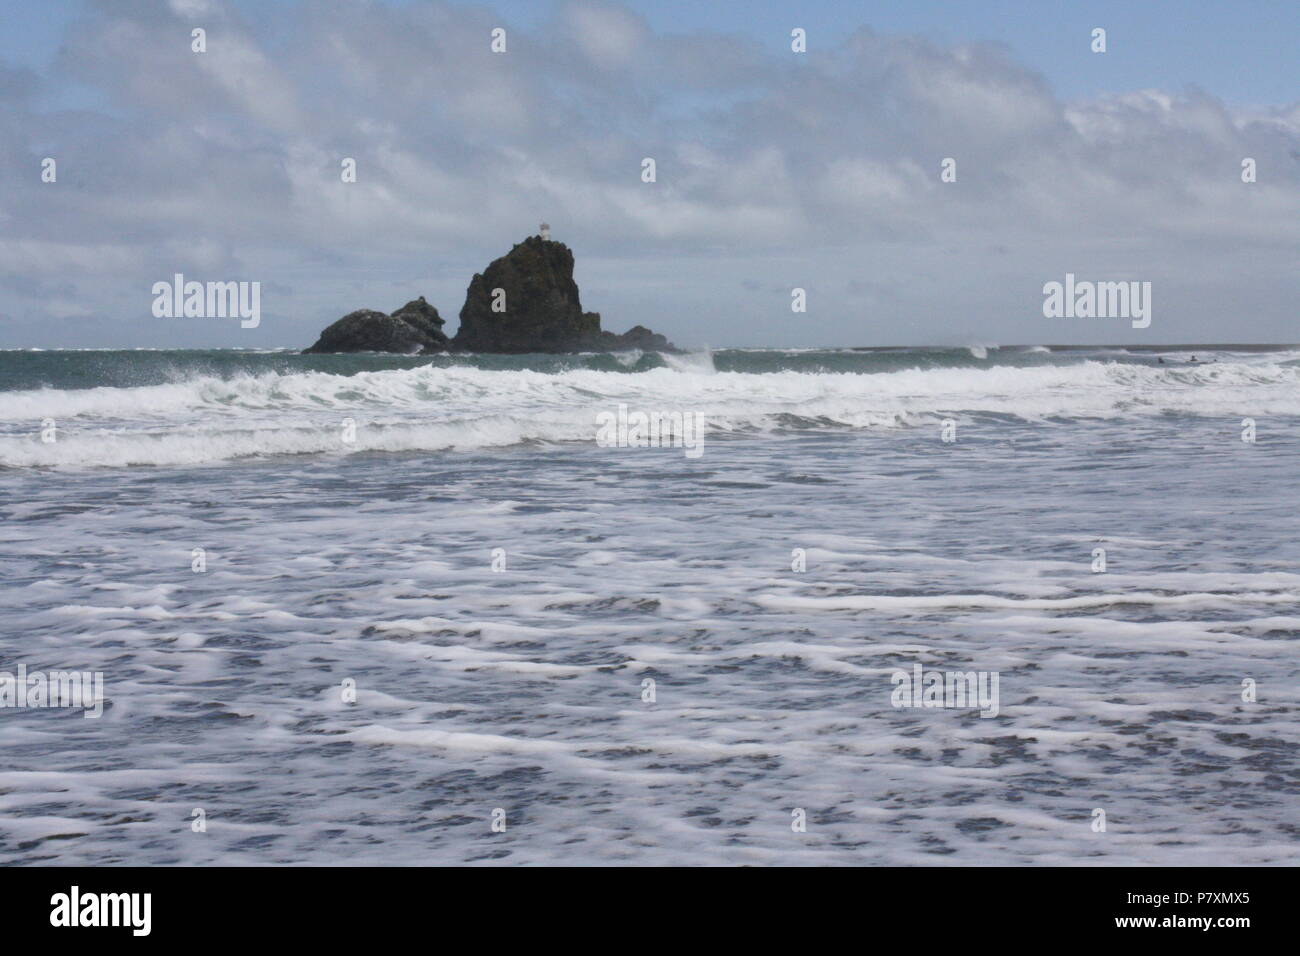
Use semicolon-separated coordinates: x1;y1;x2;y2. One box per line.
302;236;673;354
303;305;450;354
452;236;596;352
452;236;674;353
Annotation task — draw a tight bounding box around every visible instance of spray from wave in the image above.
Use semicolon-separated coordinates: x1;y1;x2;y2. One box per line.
2;347;1297;468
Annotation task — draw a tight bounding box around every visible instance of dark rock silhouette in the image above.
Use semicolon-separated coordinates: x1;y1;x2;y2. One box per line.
303;236;673;354
594;324;673;352
304;297;451;354
453;236;675;352
389;296;449;346
453;236;600;353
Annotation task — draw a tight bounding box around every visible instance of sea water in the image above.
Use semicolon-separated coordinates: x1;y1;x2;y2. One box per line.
1;345;1296;864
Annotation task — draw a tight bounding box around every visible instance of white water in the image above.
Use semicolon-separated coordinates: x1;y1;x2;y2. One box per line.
3;352;1298;468
1;349;1297;865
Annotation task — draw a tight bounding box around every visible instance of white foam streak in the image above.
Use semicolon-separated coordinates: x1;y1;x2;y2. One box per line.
3;357;1298;467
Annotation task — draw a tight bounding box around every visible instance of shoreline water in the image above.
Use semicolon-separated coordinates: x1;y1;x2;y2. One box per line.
4;342;1299;352
2;344;1297;468
2;412;1295;865
1;343;1296;865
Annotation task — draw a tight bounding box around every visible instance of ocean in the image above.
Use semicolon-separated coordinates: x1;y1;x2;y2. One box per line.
1;344;1297;865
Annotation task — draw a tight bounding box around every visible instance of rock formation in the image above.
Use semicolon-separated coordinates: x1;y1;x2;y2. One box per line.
453;236;599;353
589;324;674;352
303;297;450;354
389;297;450;348
302;236;673;354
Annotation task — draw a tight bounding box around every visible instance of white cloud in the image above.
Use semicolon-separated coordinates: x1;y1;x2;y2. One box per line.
562;0;649;70
1;0;1296;347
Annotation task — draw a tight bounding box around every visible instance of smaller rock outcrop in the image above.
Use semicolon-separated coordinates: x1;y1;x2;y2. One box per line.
592;324;674;351
389;297;448;344
303;297;451;354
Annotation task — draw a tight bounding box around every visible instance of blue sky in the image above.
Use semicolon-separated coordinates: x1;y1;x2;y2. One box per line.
1;1;1297;348
6;0;1297;104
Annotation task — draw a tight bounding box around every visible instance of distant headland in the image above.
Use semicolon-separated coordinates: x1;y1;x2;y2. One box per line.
304;231;675;355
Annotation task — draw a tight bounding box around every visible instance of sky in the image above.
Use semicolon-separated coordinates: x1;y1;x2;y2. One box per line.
0;0;1297;349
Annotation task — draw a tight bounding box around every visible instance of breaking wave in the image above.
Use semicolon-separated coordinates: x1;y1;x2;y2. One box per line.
2;347;1298;468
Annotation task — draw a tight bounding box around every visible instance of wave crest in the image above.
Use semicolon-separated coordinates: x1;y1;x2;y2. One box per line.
2;354;1298;467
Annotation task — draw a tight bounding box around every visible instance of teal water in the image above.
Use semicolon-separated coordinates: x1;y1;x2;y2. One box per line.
4;343;1291;393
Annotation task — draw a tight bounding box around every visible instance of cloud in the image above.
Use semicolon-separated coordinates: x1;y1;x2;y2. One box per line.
0;0;1296;347
561;0;650;70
